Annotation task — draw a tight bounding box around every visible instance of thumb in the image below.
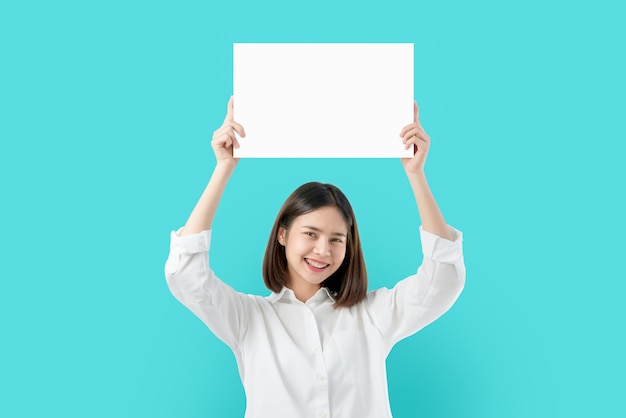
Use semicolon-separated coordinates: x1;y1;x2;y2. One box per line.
413;100;419;123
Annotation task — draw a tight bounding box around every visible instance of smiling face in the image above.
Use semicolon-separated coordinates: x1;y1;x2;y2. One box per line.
278;206;348;295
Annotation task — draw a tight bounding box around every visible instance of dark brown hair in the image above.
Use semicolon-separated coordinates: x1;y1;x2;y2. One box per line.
262;182;367;308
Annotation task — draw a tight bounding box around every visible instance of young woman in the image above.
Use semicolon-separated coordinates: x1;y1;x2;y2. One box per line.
165;97;465;418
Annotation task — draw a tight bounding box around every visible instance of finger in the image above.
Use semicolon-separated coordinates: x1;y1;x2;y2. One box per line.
233;136;240;149
213;124;229;138
402;127;428;142
414;100;419;123
405;125;430;138
405;136;429;148
213;128;235;147
400;123;427;139
399;123;416;138
404;136;419;150
212;127;230;145
224;95;234;122
231;120;246;137
404;136;429;151
227;129;237;145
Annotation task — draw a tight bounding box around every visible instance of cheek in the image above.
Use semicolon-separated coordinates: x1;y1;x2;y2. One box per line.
334;247;347;263
286;237;311;258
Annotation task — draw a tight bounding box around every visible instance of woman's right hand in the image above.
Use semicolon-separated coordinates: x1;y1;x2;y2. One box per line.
211;96;246;164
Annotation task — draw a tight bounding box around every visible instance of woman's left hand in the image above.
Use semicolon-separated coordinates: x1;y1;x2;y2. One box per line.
400;101;430;174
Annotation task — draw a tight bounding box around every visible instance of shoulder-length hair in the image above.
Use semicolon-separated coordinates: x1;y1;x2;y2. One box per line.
262;182;367;308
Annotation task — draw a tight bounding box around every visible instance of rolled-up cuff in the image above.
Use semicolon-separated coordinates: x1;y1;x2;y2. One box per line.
419;225;463;263
169;228;212;254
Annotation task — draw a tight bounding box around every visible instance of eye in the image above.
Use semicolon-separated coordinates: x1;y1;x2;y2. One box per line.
331;238;344;244
305;232;316;238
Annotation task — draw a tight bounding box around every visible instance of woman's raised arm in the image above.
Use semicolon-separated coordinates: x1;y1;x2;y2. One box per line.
399;100;452;241
180;96;246;236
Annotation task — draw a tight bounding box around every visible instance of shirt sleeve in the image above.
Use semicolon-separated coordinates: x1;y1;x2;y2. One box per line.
164;228;249;350
364;225;465;354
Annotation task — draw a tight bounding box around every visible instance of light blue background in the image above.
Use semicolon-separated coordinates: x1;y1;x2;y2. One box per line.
1;0;624;417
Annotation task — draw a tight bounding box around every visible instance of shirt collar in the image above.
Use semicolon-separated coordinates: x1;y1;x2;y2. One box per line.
267;287;293;303
267;286;336;304
319;286;337;302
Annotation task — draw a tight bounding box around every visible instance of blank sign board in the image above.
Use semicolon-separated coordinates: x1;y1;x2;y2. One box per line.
233;43;414;158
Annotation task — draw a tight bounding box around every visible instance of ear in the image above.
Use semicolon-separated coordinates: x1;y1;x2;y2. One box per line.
277;227;286;246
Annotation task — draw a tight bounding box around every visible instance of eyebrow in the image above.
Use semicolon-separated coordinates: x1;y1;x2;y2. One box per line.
302;225;347;237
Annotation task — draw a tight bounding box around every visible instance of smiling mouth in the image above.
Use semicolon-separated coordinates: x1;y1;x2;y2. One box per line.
305;258;330;270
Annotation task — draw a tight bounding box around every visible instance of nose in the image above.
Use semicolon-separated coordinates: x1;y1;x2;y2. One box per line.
313;240;331;257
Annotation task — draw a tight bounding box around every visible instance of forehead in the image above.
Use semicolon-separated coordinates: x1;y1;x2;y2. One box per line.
292;206;348;233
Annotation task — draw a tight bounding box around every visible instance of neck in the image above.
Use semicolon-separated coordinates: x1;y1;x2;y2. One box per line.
286;280;321;303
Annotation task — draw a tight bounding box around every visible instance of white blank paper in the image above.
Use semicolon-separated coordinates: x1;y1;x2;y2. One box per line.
233;43;414;158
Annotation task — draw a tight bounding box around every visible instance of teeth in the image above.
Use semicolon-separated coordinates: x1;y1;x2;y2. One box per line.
306;259;328;269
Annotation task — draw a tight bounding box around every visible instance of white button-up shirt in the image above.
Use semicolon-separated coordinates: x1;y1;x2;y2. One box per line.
165;226;465;418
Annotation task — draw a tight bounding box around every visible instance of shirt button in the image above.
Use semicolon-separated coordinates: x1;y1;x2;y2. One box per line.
316;373;325;381
313;346;321;353
319;413;327;418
